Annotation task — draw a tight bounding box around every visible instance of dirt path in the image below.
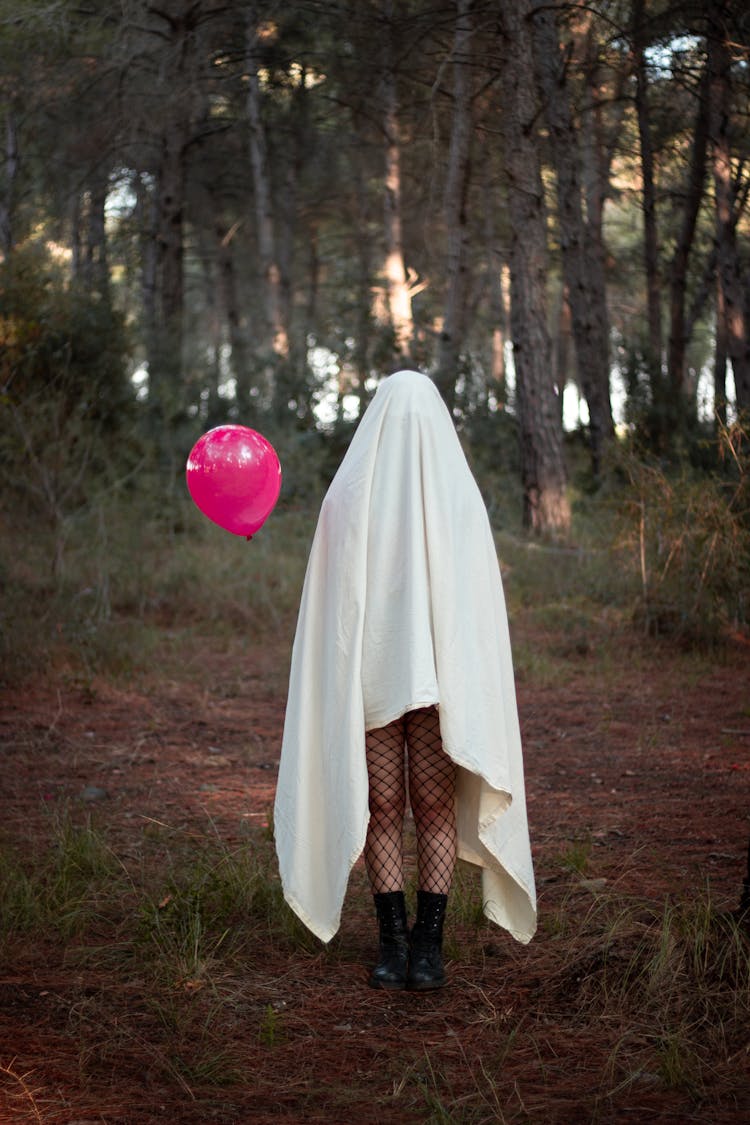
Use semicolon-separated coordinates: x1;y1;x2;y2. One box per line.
1;629;749;1124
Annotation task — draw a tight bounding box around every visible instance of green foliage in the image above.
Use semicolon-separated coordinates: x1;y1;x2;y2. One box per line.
0;813;313;967
555;834;593;876
0;808;121;941
0;490;316;685
258;1003;286;1047
0;245;136;535
617;421;750;643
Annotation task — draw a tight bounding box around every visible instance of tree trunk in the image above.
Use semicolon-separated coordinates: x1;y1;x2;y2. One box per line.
553;288;572;424
0;107;18;257
197;229;222;418
435;0;474;412
709;12;750;415
216;222;251;409
136;171;159;387
632;0;663;382
246;12;289;369
484;192;509;406
381;0;414;364
531;0;613;477
352;140;375;413
272;63;307;420
84;168;110;302
715;272;728;429
499;0;570;537
155;125;186;394
666;59;710;399
580;17;628;244
70;190;82;283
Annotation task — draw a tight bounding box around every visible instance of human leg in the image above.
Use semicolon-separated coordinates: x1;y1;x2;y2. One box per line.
406;707;456;989
406;707;457;895
365;717;408;988
365;717;407;892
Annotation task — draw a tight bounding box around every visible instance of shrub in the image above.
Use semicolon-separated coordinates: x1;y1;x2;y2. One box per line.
617;420;750;644
0;244;136;543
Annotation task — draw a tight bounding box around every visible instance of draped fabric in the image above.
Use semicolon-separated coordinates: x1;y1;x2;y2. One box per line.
273;370;536;943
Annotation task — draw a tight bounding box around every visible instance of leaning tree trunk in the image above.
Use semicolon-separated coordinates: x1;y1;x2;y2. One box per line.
499;0;570;537
709;13;750;415
531;0;614;479
434;0;474;412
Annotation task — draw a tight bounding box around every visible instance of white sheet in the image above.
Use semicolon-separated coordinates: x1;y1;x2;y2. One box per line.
273;370;537;943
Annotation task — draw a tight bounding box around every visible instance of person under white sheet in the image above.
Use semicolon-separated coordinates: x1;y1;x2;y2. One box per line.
274;369;536;990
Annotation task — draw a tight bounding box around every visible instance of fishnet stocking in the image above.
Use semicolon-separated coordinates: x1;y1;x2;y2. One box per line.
407;708;457;895
365;707;457;896
364;720;405;893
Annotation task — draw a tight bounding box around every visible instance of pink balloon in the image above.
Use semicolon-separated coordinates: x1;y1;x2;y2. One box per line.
186;425;282;537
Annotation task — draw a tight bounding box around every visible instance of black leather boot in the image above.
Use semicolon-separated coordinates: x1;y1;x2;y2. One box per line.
407;890;448;991
369;891;409;990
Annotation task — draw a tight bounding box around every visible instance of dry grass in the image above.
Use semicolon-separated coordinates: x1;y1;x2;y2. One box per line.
1;807;748;1123
1;451;749;1122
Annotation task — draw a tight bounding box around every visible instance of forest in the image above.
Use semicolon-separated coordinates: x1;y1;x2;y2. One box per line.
1;0;749;527
1;2;750;1124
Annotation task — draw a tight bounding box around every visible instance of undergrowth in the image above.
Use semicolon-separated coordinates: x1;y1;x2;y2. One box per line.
2;419;748;689
392;884;750;1122
1;812;747;1119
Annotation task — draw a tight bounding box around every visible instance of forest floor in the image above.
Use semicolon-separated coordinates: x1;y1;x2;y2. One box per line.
1;620;749;1124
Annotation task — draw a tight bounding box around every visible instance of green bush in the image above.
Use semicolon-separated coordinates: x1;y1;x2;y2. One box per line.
0;244;136;532
617;421;750;644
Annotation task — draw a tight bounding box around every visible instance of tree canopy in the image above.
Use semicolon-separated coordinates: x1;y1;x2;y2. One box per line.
2;0;749;533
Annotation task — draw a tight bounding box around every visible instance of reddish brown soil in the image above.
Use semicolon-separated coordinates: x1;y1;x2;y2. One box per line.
1;627;749;1125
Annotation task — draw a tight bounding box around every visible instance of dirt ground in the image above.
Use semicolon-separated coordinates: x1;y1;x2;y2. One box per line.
1;626;749;1124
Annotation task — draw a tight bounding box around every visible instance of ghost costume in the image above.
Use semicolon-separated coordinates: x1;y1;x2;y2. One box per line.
273;370;536;944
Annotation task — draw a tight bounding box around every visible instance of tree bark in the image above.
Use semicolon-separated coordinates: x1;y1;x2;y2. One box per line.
531;0;614;477
136;171;159;387
353;146;375;411
708;9;750;415
381;0;415;364
83;168;110;302
714;272;728;428
632;0;663;382
435;0;474;412
0;107;18;258
155;125;186;390
666;58;711;398
499;0;570;536
579;17;628;247
216;221;250;408
484;192;509;406
144;1;202;419
246;11;289;368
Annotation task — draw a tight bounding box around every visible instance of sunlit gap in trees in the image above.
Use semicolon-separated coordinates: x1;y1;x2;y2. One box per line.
644;37;701;72
128;337;737;433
